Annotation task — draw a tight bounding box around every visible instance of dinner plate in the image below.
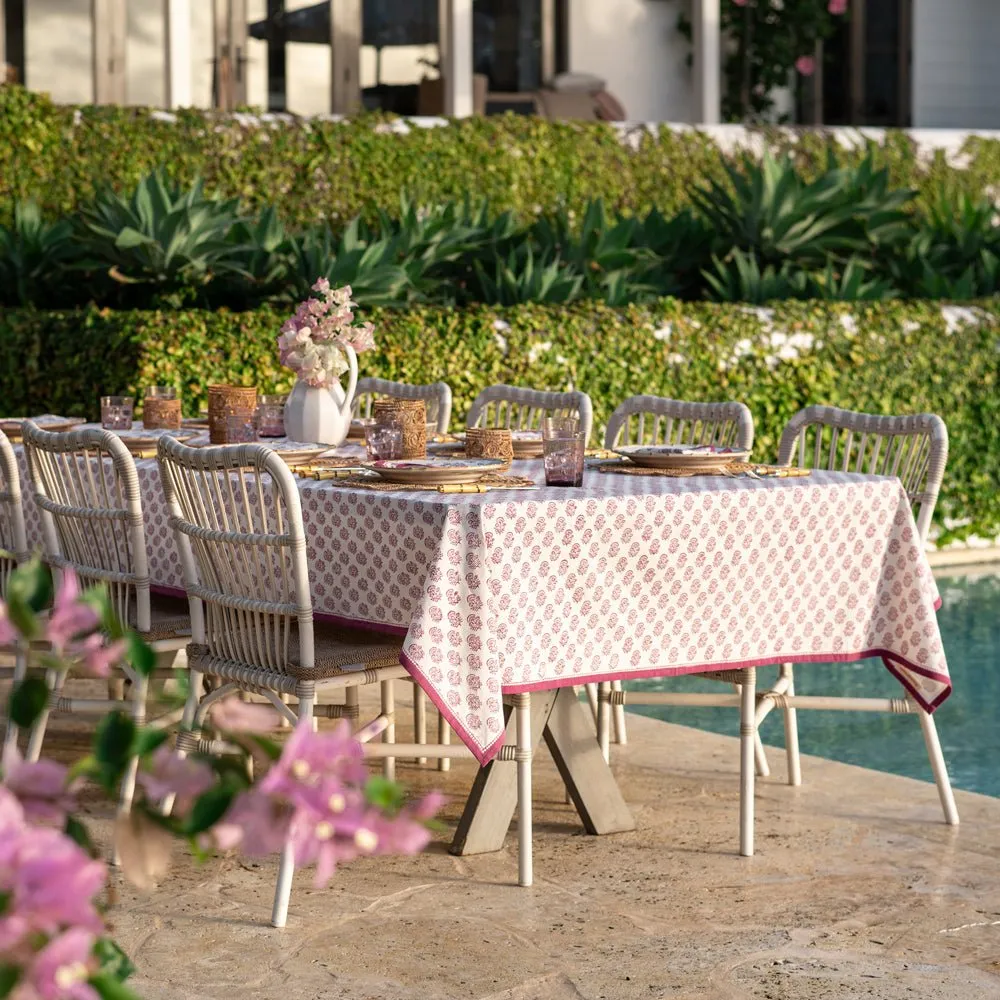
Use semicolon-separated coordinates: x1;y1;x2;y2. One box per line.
0;415;85;440
613;444;750;471
510;430;544;459
364;457;504;486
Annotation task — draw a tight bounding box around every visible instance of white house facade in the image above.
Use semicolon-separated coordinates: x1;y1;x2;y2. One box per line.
1;0;998;128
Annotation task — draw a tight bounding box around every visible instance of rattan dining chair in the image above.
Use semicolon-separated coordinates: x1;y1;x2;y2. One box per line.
598;396;756;751
0;428;30;754
20;422;192;817
467;385;594;446
600;404;959;858
157;436;478;925
353;377;453;435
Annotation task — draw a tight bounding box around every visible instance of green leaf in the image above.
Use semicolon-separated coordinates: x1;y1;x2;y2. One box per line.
6;558;53;616
131;726;169;758
65;815;95;852
0;965;21;999
93;938;136;984
364;775;406;814
88;972;144;1000
182;784;237;836
124;632;156;677
8;677;49;728
94;711;136;770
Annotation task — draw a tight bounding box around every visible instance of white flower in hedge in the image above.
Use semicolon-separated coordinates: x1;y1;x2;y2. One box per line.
527;341;552;364
742;306;775;327
556;354;569;365
839;314;858;336
940;305;984;334
902;320;921;334
666;353;686;365
492;319;511;331
652;324;672;342
492;320;510;356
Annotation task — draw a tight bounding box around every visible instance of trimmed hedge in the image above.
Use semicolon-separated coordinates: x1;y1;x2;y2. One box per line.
2;300;997;541
2;85;1000;226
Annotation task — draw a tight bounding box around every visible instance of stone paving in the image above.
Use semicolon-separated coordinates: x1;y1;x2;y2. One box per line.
28;686;1000;1000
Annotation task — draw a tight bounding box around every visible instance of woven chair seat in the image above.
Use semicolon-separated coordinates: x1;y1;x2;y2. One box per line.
136;595;192;643
701;668;752;685
187;621;403;683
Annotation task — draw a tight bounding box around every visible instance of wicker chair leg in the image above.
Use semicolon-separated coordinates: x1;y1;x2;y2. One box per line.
272;691;315;928
515;693;533;887
161;669;204;818
918;709;960;825
114;673;149;864
780;664;802;786
25;667;63;762
2;648;28;755
611;679;627;745
436;710;451;772
597;682;611;764
739;668;756;857
753;732;770;778
380;680;395;781
108;677;126;703
413;683;427;765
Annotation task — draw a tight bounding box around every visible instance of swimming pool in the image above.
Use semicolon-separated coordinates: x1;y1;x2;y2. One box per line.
626;568;1000;797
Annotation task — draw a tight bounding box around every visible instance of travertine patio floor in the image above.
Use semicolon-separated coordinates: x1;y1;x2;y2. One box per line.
31;686;1000;1000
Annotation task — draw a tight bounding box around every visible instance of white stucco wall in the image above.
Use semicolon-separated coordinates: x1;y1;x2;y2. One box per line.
913;0;1000;129
567;0;692;123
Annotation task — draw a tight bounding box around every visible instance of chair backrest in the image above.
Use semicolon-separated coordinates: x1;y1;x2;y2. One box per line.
157;437;313;677
22;422;151;631
777;405;947;543
0;429;28;599
466;384;594;445
605;395;754;452
353;378;453;434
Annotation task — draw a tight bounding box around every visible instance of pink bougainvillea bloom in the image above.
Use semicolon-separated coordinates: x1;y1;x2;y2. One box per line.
2;747;79;826
209;697;282;733
136;745;215;811
19;928;98;1000
0;605;16;647
828;0;848;13
45;570;101;653
209;790;292;855
795;55;816;76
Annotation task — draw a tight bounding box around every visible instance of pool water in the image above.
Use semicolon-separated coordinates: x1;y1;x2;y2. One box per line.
627;569;1000;798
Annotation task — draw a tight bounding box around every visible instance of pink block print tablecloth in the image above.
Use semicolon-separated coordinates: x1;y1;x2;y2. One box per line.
18;451;951;765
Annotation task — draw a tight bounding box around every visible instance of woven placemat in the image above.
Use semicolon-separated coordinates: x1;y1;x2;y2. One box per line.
312;472;538;493
598;461;811;479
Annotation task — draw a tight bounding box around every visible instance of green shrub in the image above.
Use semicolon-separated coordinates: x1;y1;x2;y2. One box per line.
4;86;1000;231
2;300;997;542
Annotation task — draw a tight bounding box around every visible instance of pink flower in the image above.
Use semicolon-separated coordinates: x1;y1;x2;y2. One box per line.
795;55;816;76
0;791;107;951
209;790;292;855
2;748;79;826
45;571;100;654
311;277;331;297
18;928;98;1000
72;634;124;679
137;745;214;812
0;604;16;647
209;697;281;733
828;0;847;13
732;0;747;5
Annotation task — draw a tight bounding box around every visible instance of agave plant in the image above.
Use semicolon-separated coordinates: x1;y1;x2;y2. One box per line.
692;150;914;272
888;188;1000;298
211;206;292;308
286;220;414;307
75;171;248;304
471;245;583;305
0;201;82;307
702;249;809;303
531;200;662;304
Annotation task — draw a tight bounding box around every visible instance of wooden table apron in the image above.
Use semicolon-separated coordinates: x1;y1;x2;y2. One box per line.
15;451;951;851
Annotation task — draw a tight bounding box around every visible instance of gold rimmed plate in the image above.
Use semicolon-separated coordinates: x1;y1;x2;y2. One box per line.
364;457;504;486
612;444;750;472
